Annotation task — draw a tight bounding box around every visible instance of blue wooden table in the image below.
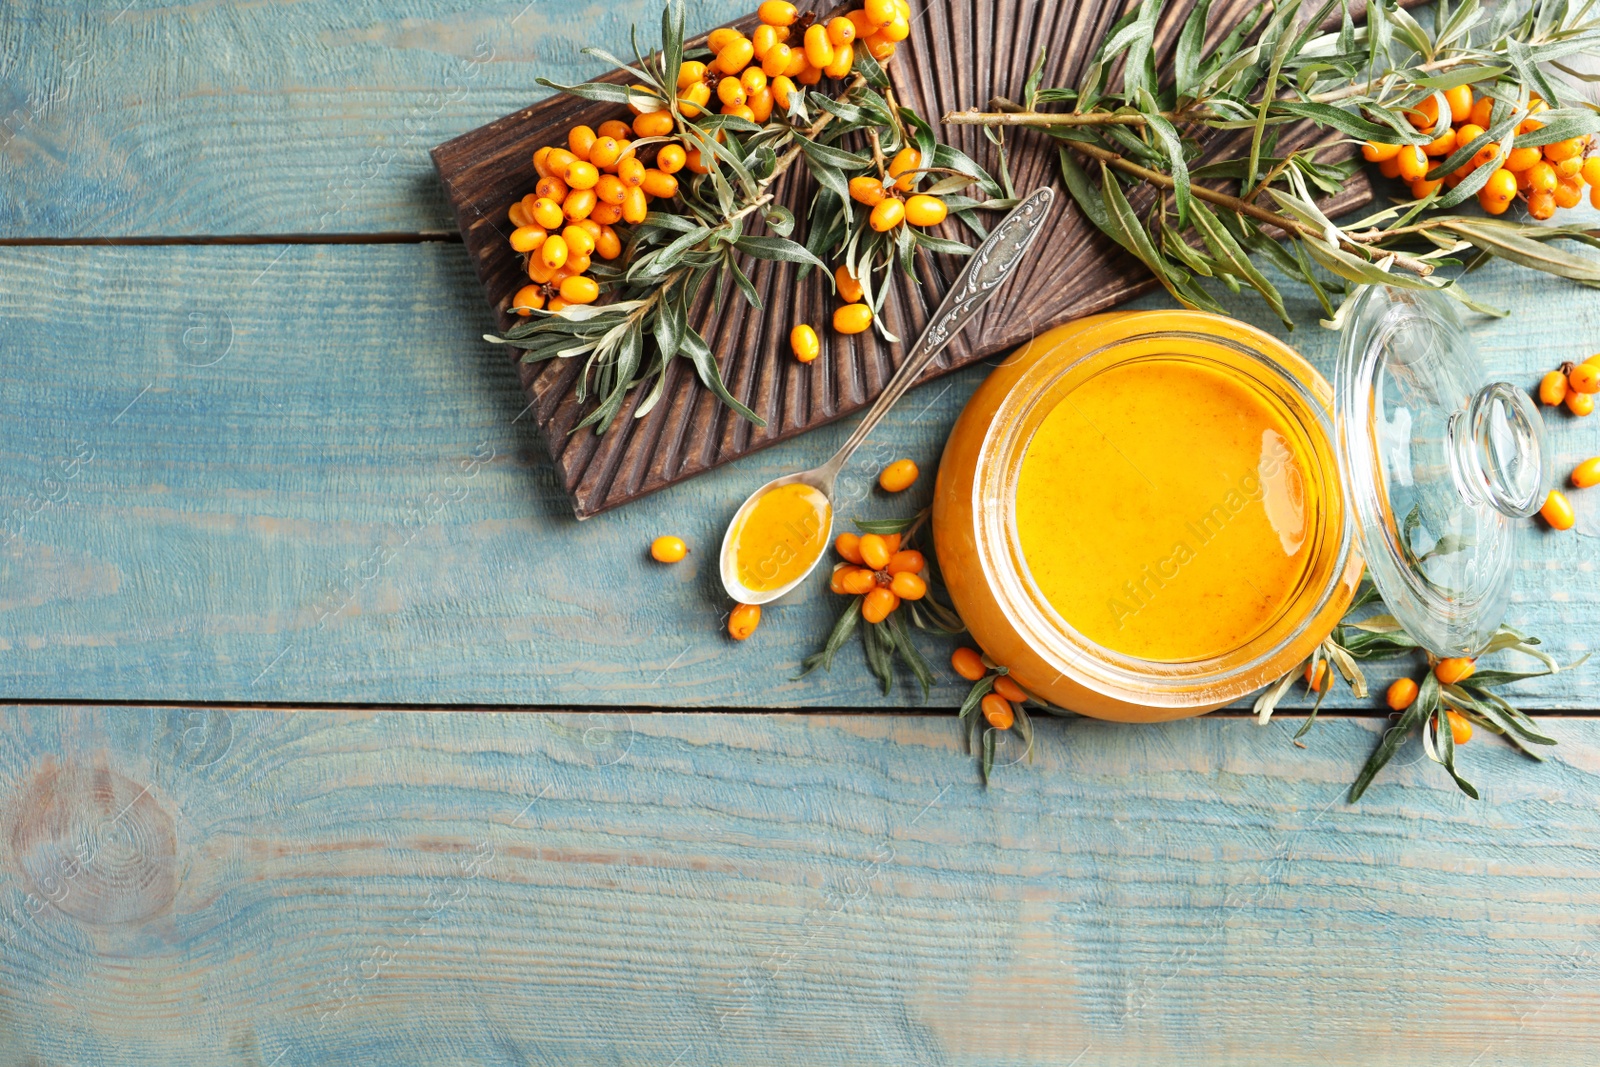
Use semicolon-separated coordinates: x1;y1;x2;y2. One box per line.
5;2;1600;1063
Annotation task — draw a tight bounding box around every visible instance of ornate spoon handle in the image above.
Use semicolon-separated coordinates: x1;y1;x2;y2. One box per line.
822;186;1056;477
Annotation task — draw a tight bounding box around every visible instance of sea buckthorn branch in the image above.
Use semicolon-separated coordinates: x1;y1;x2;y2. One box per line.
942;0;1600;328
1255;576;1586;801
485;0;1006;430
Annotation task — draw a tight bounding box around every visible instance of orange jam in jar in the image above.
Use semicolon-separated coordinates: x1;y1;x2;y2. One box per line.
933;311;1363;722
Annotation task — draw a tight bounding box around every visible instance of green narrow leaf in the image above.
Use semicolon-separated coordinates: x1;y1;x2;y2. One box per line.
1350;672;1437;801
680;326;764;426
981;728;996;784
887;611;932;699
733;235;828;271
797;598;862;676
1174;0;1214;98
1141;102;1191;229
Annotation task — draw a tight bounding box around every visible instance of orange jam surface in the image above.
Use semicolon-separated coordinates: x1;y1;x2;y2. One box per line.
730;482;832;593
1014;356;1315;662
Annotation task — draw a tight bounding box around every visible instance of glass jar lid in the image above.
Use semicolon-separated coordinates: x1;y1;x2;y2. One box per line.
1335;285;1546;657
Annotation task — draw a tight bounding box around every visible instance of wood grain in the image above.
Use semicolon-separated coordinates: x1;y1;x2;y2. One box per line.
433;0;1397;517
1;705;1599;1065
1;244;1596;708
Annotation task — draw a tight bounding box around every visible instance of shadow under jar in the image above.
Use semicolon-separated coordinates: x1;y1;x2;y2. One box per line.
933;294;1545;723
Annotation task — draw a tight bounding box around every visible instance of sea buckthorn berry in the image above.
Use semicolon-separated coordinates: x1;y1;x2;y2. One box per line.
1568;389;1595;416
881;14;910;42
533;145;556;177
849;175;887;205
598;119;631;140
752;23;779;59
951;647;987;682
642;169;679;199
656;143;687;175
707;27;744;52
804;24;835;68
1378;156;1403;179
509;225;547;253
686;147;710;174
834;302;873;334
728;602;760;640
835;264;864;303
564;160;600;190
992;675;1026;703
889;147;920;190
716;37;756;74
546;296;571;312
1559;157;1586;179
827;16;857;45
1469;95;1494;128
527;258;559;283
618;157;647;187
596;174;628;206
741;67;768;95
840;567;877;595
748;87;774;122
1396;145;1428;182
678;82;712;118
589;136;623;170
627;85;663;116
633;110;674;138
621;185;649;224
717;75;746;108
1386;676;1418;711
861;586;900;623
721;102;756;122
757;0;798;25
1410;177;1442;200
511;284;545;316
870;197;906;231
878;459;918;493
771;73;797;109
508;200;531;228
590;201;624;225
786;50;811;77
565;252;592;275
865;0;898;26
1526;160;1558;195
836;532;865;564
858;533;891;570
847;9;876;37
1423;128;1456;156
1528;189;1557;220
536;175;569;203
1540;370;1569;406
676;61;707;89
1405;93;1441;131
595;225;622;260
1556;177;1584;208
1453;123;1485;159
1571;363;1600;394
561;224;596;258
558;275;599;305
763;43;795;78
886;550;924;575
829;563;853;594
563;188;596;222
890;571;926;600
1506;145;1542;172
790;323;820;363
824;41;854;78
1362;140;1402;163
895;0;911;16
567;124;597;160
1572;457;1600;488
541;233;569;269
1446;708;1473;745
1304;660;1329;692
1434;657;1475;685
1444;84;1473;123
980;693;1015;730
546;146;577;173
1547;137;1584;162
905;194;947;227
1479;168;1517;214
1584;158;1600;186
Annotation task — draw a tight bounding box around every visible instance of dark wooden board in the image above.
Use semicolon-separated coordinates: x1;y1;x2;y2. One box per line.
433;0;1395;519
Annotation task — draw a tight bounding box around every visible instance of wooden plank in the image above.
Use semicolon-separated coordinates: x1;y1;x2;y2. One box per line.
0;242;1595;708
0;0;748;237
0;705;1597;1065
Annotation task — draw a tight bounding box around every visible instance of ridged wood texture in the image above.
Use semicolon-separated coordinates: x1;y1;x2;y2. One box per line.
433;0;1404;518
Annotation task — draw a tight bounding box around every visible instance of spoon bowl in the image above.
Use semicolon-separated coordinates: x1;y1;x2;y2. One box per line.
718;187;1056;606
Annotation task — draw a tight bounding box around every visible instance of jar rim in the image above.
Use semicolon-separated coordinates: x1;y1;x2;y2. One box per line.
971;311;1358;708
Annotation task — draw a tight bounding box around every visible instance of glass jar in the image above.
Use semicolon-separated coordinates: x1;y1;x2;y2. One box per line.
932;293;1545;722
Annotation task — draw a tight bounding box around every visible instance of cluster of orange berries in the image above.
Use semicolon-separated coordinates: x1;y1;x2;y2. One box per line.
950;647;1028;730
830;531;928;623
1384;659;1477;745
1363;89;1598;218
508;117;691;314
1536;353;1600;416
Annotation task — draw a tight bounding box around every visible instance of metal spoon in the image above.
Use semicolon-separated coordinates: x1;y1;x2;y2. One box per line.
720;186;1056;604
